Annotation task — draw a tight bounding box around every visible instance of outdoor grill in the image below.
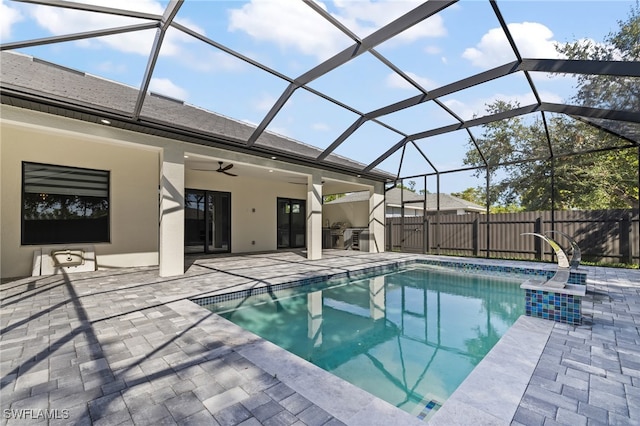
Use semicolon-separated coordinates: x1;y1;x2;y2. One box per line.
329;222;367;250
330;222;349;249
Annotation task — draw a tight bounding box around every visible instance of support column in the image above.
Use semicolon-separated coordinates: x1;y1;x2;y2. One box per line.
159;146;185;277
369;183;385;253
307;173;323;260
307;291;323;347
369;276;385;320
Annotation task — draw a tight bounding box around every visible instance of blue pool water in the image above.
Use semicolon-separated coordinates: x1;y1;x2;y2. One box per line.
202;265;524;418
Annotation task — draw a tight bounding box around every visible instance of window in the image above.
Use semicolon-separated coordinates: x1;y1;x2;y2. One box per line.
22;162;110;245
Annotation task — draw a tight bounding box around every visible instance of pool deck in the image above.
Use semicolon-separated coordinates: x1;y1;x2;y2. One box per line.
1;251;639;425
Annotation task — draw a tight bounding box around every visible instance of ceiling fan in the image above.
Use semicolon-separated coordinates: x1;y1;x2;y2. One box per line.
192;161;237;177
215;161;237;177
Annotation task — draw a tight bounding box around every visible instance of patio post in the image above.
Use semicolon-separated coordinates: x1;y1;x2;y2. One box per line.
369;183;385;252
307;173;323;260
159;146;185;276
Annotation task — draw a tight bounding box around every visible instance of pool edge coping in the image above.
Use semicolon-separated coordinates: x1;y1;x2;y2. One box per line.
427;315;554;425
168;298;427;426
191;255;585;307
188;254;559;425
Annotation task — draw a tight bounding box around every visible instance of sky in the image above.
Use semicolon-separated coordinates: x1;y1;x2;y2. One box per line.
1;0;636;193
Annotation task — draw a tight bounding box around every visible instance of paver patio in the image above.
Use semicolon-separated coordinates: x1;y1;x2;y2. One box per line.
1;251;639;425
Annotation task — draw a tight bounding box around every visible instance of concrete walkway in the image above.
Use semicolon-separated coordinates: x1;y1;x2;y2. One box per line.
1;251;639;425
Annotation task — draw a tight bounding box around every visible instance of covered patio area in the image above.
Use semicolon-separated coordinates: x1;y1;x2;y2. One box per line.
1;251;639;425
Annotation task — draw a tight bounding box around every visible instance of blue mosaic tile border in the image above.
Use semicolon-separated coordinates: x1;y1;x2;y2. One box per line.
192;261;410;307
415;259;587;285
524;288;582;325
192;258;586;308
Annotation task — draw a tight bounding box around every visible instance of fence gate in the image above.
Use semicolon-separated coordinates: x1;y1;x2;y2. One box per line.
387;216;425;253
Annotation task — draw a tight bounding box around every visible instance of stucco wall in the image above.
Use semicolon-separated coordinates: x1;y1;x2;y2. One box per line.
1;123;160;278
323;201;369;228
185;172;306;253
1;106;386;278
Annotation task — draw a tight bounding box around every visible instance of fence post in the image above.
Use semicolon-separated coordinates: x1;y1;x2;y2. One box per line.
473;217;479;257
386;218;390;251
424;218;430;253
534;217;543;261
620;213;632;265
423;216;429;254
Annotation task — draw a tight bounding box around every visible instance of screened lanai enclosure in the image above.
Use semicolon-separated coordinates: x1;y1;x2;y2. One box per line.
2;0;639;265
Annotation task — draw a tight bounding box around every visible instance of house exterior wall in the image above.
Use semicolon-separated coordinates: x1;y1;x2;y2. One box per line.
386;206;424;217
1;119;160;279
185;171;306;253
1;106;386;278
322;201;369;228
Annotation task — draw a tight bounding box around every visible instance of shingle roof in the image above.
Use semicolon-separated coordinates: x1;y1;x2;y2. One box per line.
326;187;485;212
0;51;394;180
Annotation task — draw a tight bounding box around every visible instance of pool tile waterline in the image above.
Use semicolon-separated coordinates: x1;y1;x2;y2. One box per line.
193;258;585;307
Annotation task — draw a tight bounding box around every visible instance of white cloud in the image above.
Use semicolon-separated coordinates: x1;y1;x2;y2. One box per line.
537;90;563;104
386;71;436;91
183;50;247;73
96;61;128;74
463;22;565;68
149;77;188;100
333;0;446;41
228;0;447;61
29;0;201;56
312;122;330;131
229;0;349;61
1;0;23;39
424;45;441;55
252;93;277;112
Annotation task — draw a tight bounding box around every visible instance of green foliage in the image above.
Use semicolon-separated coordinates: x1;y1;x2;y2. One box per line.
489;204;525;214
580;260;640;269
323;193;345;203
556;1;639;111
394;180;430;195
452;187;527;213
452;187;485;205
463;3;639;211
397;180;417;192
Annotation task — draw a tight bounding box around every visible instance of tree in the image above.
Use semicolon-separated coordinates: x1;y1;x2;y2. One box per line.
452;187;485;206
554;1;639;209
323;193;345;203
397;180;417;192
452;186;524;213
556;1;639;112
463;3;639;210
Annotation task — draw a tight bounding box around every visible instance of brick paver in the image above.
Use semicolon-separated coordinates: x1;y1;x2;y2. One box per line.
1;251;639;425
514;267;640;425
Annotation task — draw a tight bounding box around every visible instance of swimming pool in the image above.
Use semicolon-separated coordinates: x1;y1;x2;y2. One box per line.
198;264;524;419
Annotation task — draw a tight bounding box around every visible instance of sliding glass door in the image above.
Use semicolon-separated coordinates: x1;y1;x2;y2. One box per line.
277;198;306;249
185;189;231;254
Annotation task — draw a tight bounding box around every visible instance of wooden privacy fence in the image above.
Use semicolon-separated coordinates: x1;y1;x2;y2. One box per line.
386;209;640;265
